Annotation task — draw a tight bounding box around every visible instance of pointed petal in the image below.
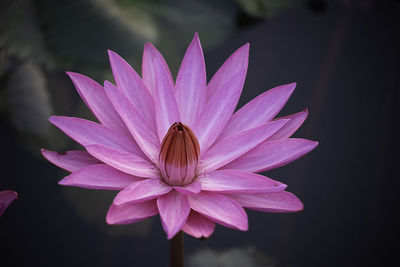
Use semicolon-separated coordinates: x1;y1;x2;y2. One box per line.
193;69;246;152
66;72;130;137
49;116;145;158
230;191;303;213
59;164;142;190
158;191;190;239
108;50;156;131
201;120;288;171
142;42;173;96
104;81;160;162
173;182;202;196
222;138;318;173
268;109;308;141
207;44;249;101
0;190;18;216
113;178;172;205
85;144;159;178
175;33;207;127
153;57;181;142
181;211;215;238
188;191;248;231
218;83;296;141
41;149;100;172
106;200;158;225
197;170;286;194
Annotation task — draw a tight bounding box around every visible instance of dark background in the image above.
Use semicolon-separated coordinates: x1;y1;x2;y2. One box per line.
1;0;399;266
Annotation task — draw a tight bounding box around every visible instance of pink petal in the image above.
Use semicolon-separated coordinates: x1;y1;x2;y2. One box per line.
107;50;156;131
200;120;288;171
230;191;303;213
181;211;215;238
113;178;171;205
217;83;296;141
207;43;249;101
0;190;18;216
49;116;145;158
104;81;160;162
188;191;248;231
59;164;142;190
193;69;246;152
222;138;318;173
153;58;181;142
173;182;202;196
175;33;207;127
106;200;158;225
142;42;173;96
268;109;308;141
157;191;190;239
41;149;100;172
197;170;286;194
66;72;130;137
85;144;159;178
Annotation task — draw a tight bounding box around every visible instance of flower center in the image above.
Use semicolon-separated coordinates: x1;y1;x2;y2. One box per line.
159;122;200;186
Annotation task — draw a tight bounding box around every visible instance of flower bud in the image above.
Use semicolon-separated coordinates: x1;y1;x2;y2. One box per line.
159;122;200;186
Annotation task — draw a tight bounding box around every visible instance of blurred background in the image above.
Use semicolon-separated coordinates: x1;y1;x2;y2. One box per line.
0;0;398;266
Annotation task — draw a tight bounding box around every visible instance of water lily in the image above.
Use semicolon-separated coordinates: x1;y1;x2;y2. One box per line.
42;33;317;239
0;190;18;216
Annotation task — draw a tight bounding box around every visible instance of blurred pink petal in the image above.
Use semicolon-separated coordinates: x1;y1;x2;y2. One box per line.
223;138;318;172
175;33;207;127
113;178;171;205
41;149;100;172
188;191;248;231
142;42;173;96
230;191;304;212
197;170;286;193
158;190;190;239
182;211;215;238
59;164;142;190
0;190;17;216
106;200;158;225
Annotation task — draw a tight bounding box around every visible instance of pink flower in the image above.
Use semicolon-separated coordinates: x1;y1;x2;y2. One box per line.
0;190;17;216
42;33;317;239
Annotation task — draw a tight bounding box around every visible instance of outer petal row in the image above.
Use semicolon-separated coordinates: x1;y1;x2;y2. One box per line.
0;190;18;216
41;149;100;172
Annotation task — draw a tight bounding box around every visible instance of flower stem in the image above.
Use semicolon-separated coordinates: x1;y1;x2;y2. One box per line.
170;231;184;267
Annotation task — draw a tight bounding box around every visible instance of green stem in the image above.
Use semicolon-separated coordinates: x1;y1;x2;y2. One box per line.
170;231;184;267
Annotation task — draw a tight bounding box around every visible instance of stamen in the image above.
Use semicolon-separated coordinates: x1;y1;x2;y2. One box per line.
159;122;200;186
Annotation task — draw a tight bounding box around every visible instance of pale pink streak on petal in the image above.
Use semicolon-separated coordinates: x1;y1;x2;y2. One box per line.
142;42;173;96
193;69;246;152
173;182;202;196
222;138;318;173
49;116;145;158
207;44;249;101
181;211;215;238
59;164;142;190
66;72;130;137
153;58;180;142
114;178;171;205
175;33;207;127
201;120;288;171
0;190;18;216
104;81;160;162
85;144;159;178
197;170;286;194
157;191;190;239
108;50;156;132
230;191;303;213
268;109;308;141
41;149;100;172
106;200;158;225
188;191;248;231
218;83;296;141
